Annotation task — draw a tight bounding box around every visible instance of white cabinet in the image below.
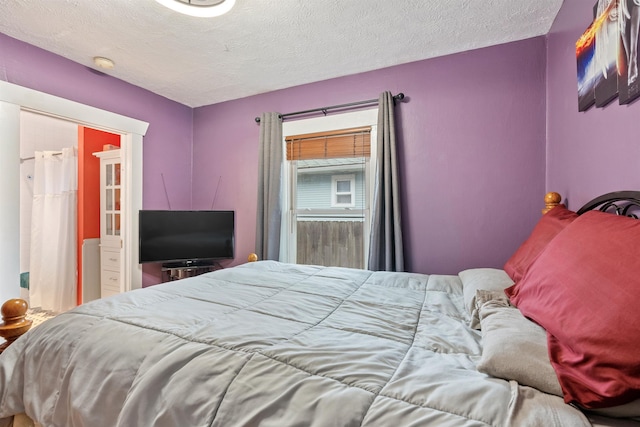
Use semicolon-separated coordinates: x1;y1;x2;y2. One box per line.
94;149;124;298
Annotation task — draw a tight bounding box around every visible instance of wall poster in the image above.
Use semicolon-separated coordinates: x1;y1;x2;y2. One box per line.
576;0;640;110
619;0;640;104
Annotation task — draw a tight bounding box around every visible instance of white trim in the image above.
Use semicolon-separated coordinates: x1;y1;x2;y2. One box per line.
0;81;147;302
0;81;149;136
0;102;21;302
124;133;144;291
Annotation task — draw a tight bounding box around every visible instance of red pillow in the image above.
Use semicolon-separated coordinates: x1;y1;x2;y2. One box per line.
506;211;640;409
503;205;578;282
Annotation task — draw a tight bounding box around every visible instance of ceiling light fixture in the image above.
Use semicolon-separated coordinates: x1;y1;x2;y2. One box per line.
154;0;236;18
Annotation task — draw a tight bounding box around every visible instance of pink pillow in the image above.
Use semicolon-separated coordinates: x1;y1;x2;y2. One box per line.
503;205;578;282
506;211;640;409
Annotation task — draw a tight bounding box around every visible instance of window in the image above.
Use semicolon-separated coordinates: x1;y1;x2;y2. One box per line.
281;110;378;269
331;174;355;207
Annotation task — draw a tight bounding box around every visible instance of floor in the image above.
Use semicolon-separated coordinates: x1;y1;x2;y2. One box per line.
26;308;57;329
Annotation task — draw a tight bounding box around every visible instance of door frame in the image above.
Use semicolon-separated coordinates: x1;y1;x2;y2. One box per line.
0;80;148;302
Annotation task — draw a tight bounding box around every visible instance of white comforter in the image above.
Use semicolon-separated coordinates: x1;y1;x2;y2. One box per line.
0;261;591;426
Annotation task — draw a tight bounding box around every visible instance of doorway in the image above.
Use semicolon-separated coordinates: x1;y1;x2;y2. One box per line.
0;80;148;304
19;112;122;310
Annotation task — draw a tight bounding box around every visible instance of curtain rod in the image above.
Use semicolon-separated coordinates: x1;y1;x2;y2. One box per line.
254;93;405;123
20;151;64;163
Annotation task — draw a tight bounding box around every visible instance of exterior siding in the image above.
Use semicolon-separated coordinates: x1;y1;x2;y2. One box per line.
296;169;366;212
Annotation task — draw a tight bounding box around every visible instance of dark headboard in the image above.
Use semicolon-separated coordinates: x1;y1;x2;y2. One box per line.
576;191;640;218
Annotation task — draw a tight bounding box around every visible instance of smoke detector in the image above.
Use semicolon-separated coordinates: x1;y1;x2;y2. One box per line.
93;56;115;70
154;0;236;17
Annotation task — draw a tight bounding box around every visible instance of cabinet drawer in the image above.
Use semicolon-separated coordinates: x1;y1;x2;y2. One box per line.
101;250;121;271
101;270;121;292
101;288;120;299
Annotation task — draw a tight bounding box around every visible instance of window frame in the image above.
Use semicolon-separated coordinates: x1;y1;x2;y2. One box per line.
280;109;378;265
331;174;356;208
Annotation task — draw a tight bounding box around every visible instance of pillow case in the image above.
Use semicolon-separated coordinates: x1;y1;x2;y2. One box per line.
506;210;640;410
458;268;514;329
503;204;577;282
475;290;563;397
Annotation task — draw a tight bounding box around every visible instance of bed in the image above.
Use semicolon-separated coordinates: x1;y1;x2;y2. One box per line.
0;191;639;427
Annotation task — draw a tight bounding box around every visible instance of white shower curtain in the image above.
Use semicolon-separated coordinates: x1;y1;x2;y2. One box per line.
29;147;77;313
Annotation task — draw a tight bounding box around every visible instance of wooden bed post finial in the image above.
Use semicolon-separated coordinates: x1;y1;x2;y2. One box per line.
542;192;562;215
0;299;32;353
248;253;258;262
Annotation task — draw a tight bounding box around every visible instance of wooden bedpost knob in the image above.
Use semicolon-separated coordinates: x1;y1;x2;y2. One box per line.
542;192;562;215
248;253;258;262
0;299;33;353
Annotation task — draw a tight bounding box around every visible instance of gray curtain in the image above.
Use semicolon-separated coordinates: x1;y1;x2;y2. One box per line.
368;92;404;271
255;112;283;260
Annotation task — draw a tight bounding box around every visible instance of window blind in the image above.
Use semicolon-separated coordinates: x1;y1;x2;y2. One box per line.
286;126;371;161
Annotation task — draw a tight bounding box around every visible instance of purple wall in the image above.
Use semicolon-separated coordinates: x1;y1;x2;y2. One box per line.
0;33;193;285
547;0;640;209
2;30;551;279
193;37;548;275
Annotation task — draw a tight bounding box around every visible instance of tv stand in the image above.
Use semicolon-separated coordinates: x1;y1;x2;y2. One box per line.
161;260;222;282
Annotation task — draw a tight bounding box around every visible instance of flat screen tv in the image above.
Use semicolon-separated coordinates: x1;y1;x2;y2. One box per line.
138;210;234;266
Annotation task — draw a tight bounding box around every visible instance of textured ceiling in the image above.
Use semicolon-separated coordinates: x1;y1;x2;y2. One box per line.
0;0;563;108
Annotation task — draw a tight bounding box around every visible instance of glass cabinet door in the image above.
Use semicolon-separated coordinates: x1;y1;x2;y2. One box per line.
105;160;122;237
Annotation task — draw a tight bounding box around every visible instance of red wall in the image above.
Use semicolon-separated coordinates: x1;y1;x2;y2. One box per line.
77;127;120;304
